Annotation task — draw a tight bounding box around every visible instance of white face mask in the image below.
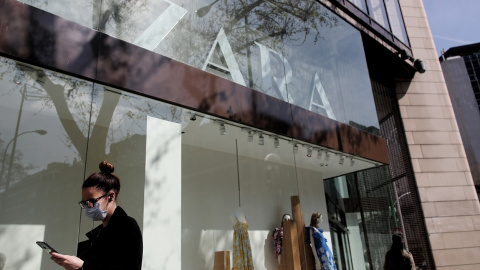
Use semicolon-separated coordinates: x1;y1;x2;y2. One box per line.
85;200;108;221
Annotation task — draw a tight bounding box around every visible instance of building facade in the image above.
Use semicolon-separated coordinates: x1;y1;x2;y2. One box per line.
440;43;480;194
0;0;478;270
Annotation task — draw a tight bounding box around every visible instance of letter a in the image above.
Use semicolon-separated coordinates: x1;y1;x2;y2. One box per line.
309;73;336;120
255;42;293;103
134;1;188;51
202;28;246;86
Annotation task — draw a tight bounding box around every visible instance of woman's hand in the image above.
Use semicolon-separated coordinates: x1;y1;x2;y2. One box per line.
50;252;84;270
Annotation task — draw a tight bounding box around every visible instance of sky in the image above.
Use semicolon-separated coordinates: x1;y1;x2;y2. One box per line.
423;0;480;57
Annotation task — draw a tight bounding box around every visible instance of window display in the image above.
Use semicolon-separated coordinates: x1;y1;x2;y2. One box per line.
0;56;389;270
272;214;291;263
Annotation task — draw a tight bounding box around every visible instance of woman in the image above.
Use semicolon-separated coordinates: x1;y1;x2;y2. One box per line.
384;233;415;270
50;161;143;270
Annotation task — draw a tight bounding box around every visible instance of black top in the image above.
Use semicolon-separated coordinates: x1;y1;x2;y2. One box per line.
77;206;143;270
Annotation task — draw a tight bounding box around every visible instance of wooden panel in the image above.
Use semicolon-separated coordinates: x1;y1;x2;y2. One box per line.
213;251;230;270
279;221;301;270
291;196;315;270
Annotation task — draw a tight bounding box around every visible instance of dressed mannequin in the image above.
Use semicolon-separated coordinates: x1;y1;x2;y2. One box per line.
306;212;337;270
230;207;254;270
272;214;292;264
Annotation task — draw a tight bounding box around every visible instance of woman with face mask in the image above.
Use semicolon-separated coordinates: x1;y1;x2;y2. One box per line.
50;161;143;270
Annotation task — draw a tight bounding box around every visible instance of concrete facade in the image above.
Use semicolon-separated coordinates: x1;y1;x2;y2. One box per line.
398;0;480;269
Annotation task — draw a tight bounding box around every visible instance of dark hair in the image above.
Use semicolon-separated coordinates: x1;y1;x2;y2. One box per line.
82;161;121;198
388;233;405;263
310;212;321;227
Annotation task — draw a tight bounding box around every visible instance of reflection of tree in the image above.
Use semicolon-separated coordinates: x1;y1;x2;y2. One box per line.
2;0;341;172
161;0;339;91
0;139;36;192
94;0;149;42
35;70;179;163
224;0;338;46
0;61;180;190
184;0;339;62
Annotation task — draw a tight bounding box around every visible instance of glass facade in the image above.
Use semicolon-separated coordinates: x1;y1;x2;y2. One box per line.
464;54;480;110
348;0;409;45
0;0;420;269
0;56;392;270
18;0;380;133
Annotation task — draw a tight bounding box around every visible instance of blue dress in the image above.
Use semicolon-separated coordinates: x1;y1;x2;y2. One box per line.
306;226;337;270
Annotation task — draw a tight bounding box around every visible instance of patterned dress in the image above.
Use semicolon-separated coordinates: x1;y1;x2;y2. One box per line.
306;226;337;270
232;213;254;269
272;228;283;258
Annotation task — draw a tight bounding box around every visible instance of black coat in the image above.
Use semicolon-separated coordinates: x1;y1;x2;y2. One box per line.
77;206;143;270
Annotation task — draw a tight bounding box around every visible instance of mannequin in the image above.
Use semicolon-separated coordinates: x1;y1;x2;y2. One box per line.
272;214;292;264
230;207;248;225
230;207;254;270
306;212;337;270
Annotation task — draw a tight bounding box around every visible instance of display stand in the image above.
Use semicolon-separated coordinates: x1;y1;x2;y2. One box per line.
291;196;315;270
213;251;230;270
279;220;301;270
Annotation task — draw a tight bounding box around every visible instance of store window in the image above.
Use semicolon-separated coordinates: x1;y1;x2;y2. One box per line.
1;57;344;269
17;0;380;134
0;58;91;270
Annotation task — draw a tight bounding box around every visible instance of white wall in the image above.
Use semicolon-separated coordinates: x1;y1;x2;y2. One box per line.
181;144;330;270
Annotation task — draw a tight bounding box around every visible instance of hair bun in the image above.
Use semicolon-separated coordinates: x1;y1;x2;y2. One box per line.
99;161;115;174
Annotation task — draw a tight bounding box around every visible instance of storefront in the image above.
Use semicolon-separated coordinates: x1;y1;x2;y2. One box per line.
0;1;432;269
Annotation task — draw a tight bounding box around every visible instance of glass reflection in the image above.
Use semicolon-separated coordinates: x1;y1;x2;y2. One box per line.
19;0;96;29
385;0;409;45
15;0;381;133
0;58;91;269
188;0;379;131
366;0;390;30
348;0;368;13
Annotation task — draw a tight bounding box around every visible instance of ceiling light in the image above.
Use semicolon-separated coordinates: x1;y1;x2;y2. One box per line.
324;152;330;161
190;113;196;121
350;157;355;166
248;130;254;142
293;144;299;154
274;137;280;148
339;155;345;165
307;147;313;157
317;149;323;159
13;69;25;84
219;123;226;135
259;133;264;145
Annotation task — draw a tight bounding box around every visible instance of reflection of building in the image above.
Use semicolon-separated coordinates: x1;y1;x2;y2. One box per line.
440;43;480;196
0;1;479;269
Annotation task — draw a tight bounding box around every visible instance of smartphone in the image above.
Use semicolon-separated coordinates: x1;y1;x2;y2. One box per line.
36;241;58;253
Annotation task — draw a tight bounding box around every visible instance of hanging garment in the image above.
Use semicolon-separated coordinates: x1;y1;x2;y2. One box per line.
232;209;254;270
306;226;337;270
272;228;283;258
